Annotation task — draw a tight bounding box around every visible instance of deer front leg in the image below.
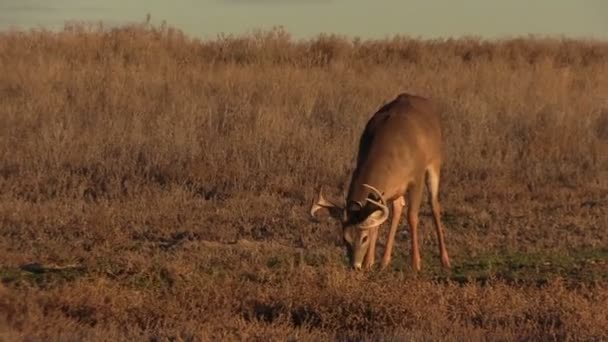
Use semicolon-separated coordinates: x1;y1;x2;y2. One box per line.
363;225;379;269
381;196;405;269
407;184;424;271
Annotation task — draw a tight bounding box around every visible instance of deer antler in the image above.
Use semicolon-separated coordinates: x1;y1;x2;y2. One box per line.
358;184;390;229
310;187;344;218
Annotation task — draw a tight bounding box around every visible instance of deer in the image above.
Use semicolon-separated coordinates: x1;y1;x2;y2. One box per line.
310;92;451;271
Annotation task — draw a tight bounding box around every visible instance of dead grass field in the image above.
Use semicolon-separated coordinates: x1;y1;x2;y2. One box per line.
1;22;608;341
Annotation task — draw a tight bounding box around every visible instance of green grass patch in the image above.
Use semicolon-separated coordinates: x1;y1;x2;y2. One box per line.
442;248;608;285
355;246;608;285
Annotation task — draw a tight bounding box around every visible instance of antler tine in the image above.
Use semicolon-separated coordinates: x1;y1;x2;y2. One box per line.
358;184;390;229
310;187;342;218
362;184;385;202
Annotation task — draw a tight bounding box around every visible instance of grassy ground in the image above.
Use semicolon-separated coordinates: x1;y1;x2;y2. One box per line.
1;22;607;341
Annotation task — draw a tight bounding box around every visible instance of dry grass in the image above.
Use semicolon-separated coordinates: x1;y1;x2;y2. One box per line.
1;22;607;341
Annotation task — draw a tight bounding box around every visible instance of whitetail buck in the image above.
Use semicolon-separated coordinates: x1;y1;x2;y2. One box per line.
310;93;451;271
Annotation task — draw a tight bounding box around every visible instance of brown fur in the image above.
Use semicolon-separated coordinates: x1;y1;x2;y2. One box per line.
312;92;451;271
348;93;442;206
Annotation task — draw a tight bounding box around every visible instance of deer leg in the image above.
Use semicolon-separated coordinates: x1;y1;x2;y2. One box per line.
381;196;405;269
408;183;424;272
363;226;379;269
426;166;451;269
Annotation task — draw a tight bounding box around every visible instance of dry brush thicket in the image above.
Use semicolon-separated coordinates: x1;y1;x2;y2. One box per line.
1;23;607;340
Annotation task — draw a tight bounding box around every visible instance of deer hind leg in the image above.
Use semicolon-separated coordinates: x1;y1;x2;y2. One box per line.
407;182;424;272
363;225;379;269
426;164;451;269
380;196;405;269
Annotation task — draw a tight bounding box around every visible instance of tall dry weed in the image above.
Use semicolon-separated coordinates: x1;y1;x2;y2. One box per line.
2;25;607;202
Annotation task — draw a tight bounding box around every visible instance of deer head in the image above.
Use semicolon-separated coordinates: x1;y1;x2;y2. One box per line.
310;184;389;270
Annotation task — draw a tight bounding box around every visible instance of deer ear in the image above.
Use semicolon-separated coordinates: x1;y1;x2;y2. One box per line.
343;201;363;223
327;206;345;222
347;201;362;212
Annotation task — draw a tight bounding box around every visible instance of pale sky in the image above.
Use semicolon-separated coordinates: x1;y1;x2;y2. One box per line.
0;0;607;40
